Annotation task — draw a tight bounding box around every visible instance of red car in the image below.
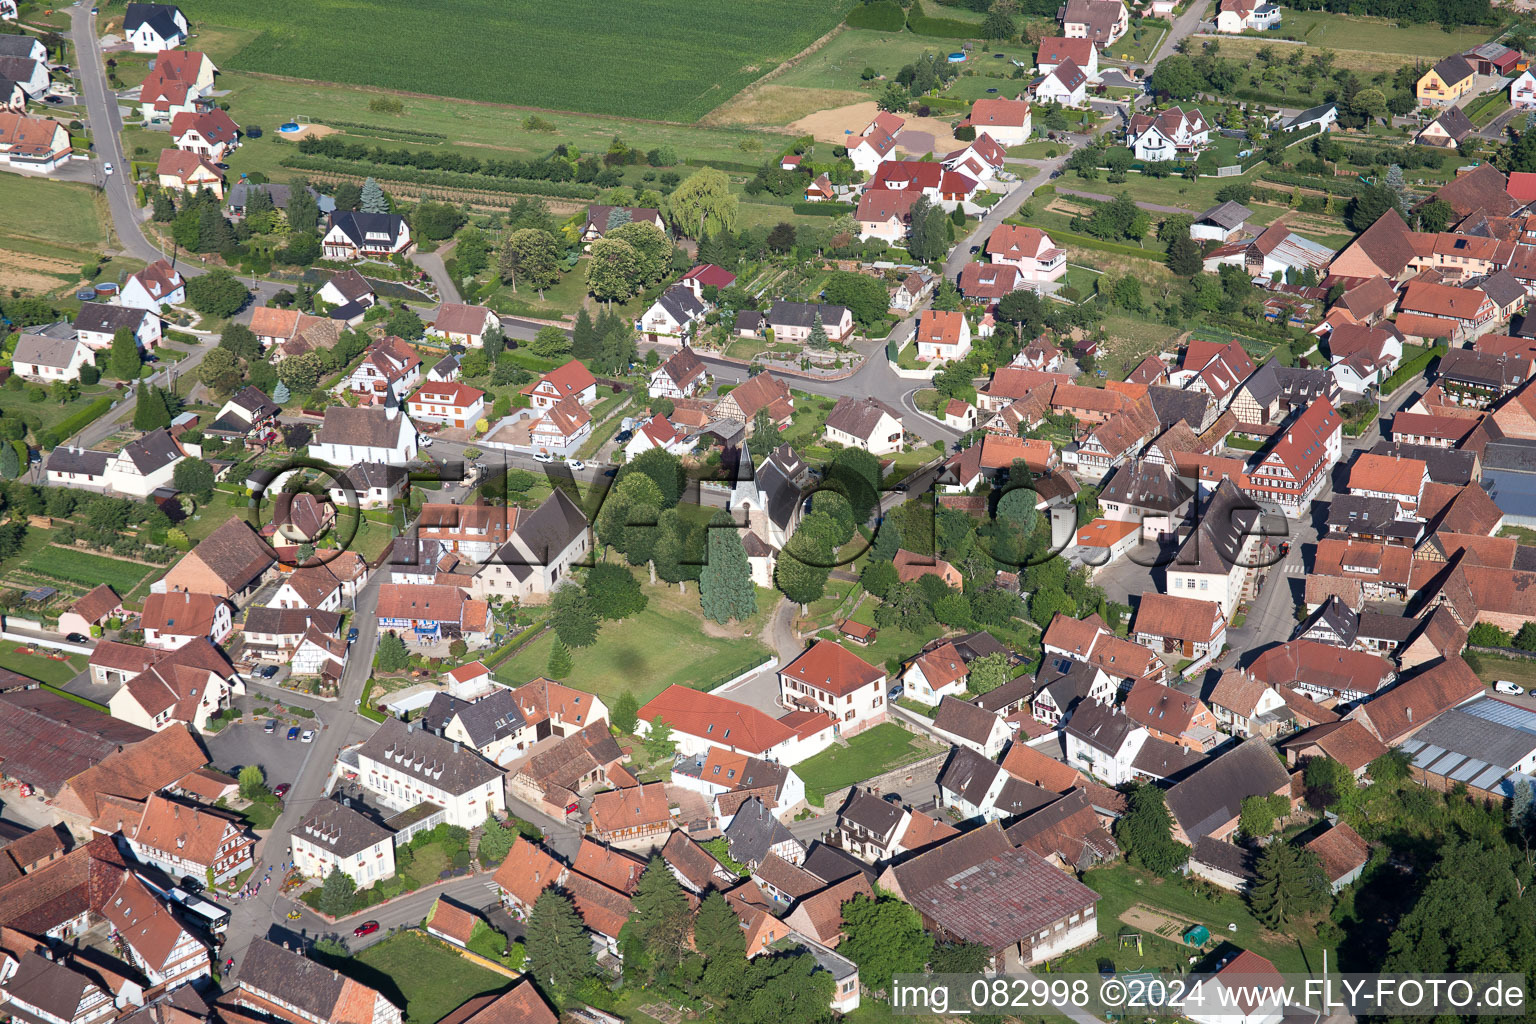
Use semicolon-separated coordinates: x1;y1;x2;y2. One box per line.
353;921;380;938
273;783;291;798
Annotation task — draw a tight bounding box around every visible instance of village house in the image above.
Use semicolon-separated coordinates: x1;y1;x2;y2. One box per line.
1166;479;1264;618
856;188;921;243
590;782;672;843
1133;593;1229;662
849;111;905;174
1059;0;1128;48
321;210;413;260
914;309;972;363
960;97;1033;146
169;108;238;162
375;583;489;646
767;300;854;344
1241;396;1343;517
522;358;598;409
1124;679;1224;751
1249;638;1397;705
579;205;666;241
638;683;836;766
822;395;904;455
138;50;217;123
311;400;418;465
1126;106;1210;162
337;335;422;404
867;159;981;211
119;259;185;310
1417;54;1477;106
106;640;244;734
111;793;254;884
122;3;188;52
624;413;691;461
140;591;233;650
1036;35;1099;79
229;939;402;1024
1416;106;1476;149
987;224;1068;283
1395;279;1497;341
778;641;887;739
640;285;707;345
1191;201;1252;243
428;302;498;348
527;397;592;455
158;517;276;604
648;347;707;399
356;718;505;828
329;461;408;510
1215;0;1281;32
1165;738;1292;845
407;381;486;429
0;111;72;172
12;333;92;383
941;133;1008;181
98;872;211;988
467;488;592;605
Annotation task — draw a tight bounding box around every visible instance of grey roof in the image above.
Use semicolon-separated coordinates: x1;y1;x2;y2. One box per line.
754;449;803;534
1172;478;1263;576
293;798;393;858
1399;697;1536;791
1356;611;1417;644
13;333;81;370
584;205;661;234
932;696;1002;746
948;630;1011;663
1426;105;1476;142
1165;737;1291;841
1478;269;1527;309
1146;385;1212;430
1100;460;1192;514
824;394;903;442
121;428;182;476
1430;54;1475;87
491;487;588;566
1296;595;1359;647
1283;102;1337;130
724;796;798;866
0;55;40;88
653;285;705;324
1129;735;1208;782
735;309;766;331
122;3;184;38
1273;365;1334;404
1439;348;1530;389
328;211;407;248
767;299;849;330
801;841;877;885
325;268;374;304
1325;494;1424;542
1036;656;1106;718
358;718;503;797
430;353;460;378
0;35;45;58
1240;361;1281;409
226;182;335;215
4;953;104;1021
838;788;905;839
1061;696;1138;751
336;461;409;492
1485;438;1536;473
1197;200;1252;230
316;406;410;448
446;688;527;749
243;606;342;637
73;302;151;335
238;939;391;1020
1191;836;1257;880
939;745;1054;817
45;446;110;477
968;671;1035;713
228;385;280;422
1369;441;1476;487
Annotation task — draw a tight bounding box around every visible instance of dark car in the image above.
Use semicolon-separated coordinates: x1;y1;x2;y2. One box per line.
273;783;291;798
614;429;634;444
180;876;203;894
354;921;380;938
347;627;359;645
1050;170;1063;178
286;726;300;741
260;665;279;678
66;632;88;643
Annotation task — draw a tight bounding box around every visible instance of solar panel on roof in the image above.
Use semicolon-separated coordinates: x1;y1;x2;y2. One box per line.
23;587;55;602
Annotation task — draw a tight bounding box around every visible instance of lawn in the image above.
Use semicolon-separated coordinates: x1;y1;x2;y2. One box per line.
0;174;112;252
1272;9;1501;59
1465;649;1536;691
0;648;87;686
494;576;776;704
1097;314;1182;381
177;0;856;121
768;29;1039;98
0;384;121;437
17;545;159;594
793;722;943;805
782;391;839;449
1060;863;1336;976
347;931;511;1024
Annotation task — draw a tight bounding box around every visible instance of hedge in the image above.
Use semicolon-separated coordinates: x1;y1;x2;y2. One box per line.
906;3;977;37
322;118;448;142
1381;344;1446;395
683;157;764;174
39;396;113;449
792;202;856;216
847;0;906;29
278;156;601;198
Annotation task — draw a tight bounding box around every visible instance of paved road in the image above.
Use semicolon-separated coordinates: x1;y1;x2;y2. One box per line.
1138;0;1210;71
412;242;460;304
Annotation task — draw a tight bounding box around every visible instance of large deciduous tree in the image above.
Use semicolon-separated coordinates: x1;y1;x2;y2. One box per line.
667;168;738;239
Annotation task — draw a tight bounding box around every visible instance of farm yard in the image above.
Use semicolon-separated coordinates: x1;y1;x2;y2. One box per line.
176;0;858;121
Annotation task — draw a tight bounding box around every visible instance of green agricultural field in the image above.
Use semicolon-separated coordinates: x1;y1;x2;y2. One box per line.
21;546;159;594
177;0;856;121
0;176;110;253
1275;9;1500;58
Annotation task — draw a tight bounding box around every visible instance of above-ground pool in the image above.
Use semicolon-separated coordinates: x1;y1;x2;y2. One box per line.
279;122;301;133
947;52;966;62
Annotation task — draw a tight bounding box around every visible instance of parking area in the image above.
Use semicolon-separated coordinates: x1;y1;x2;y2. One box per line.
204;718;319;793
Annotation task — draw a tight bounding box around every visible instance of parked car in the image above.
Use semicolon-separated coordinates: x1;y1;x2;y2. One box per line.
888;683;904;699
533;452;555;464
260;664;278;678
354;920;380;937
103;162;112;173
264;720;276;734
347;627;359;645
1494;680;1524;696
65;632;87;643
420;436;434;448
286;726;300;740
180;876;203;894
567;459;585;471
301;730;315;743
273;783;290;798
614;430;634;443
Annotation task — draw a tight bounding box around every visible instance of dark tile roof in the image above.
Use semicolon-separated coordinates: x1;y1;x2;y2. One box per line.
1100;460;1192;513
121;428;182;476
1165;737;1290;840
724;797;798;866
801;841;876;885
292;798;392;858
359;718;503;796
1369;441;1476;486
73;302;151;334
837;788;905;838
767;300;849;330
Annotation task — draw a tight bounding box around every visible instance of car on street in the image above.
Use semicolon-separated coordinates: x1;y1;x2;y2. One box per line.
301;730;315;743
264;720;276;733
354;920;380;937
567;459;585;471
180;876;203;893
533;452;555;464
103;162;112;173
286;726;300;740
273;783;291;798
420;436;434;448
65;632;87;642
45;96;63;104
347;627;359;645
1494;680;1524;696
1049;170;1063;178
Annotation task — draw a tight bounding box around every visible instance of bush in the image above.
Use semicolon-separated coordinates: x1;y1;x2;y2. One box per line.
906;8;976;36
847;0;906;30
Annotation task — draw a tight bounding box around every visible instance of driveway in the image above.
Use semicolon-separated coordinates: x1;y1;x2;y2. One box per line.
412;243;459;304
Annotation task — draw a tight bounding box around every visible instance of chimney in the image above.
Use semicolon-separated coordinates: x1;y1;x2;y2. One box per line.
1406;707;1413;723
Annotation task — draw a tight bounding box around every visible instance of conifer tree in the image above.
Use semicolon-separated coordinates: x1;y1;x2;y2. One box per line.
699;510;757;623
526;889;595;992
359;177;388;214
1248;842;1329;927
546;639;572;679
108;327;141;381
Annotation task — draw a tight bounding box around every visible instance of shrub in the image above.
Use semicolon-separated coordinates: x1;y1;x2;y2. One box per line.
847;0;906;30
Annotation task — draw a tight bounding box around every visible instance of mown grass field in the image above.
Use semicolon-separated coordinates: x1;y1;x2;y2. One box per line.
22;546;159;594
178;0;856;121
0;176;124;302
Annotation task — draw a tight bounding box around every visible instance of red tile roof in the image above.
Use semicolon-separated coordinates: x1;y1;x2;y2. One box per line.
780;639;885;697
